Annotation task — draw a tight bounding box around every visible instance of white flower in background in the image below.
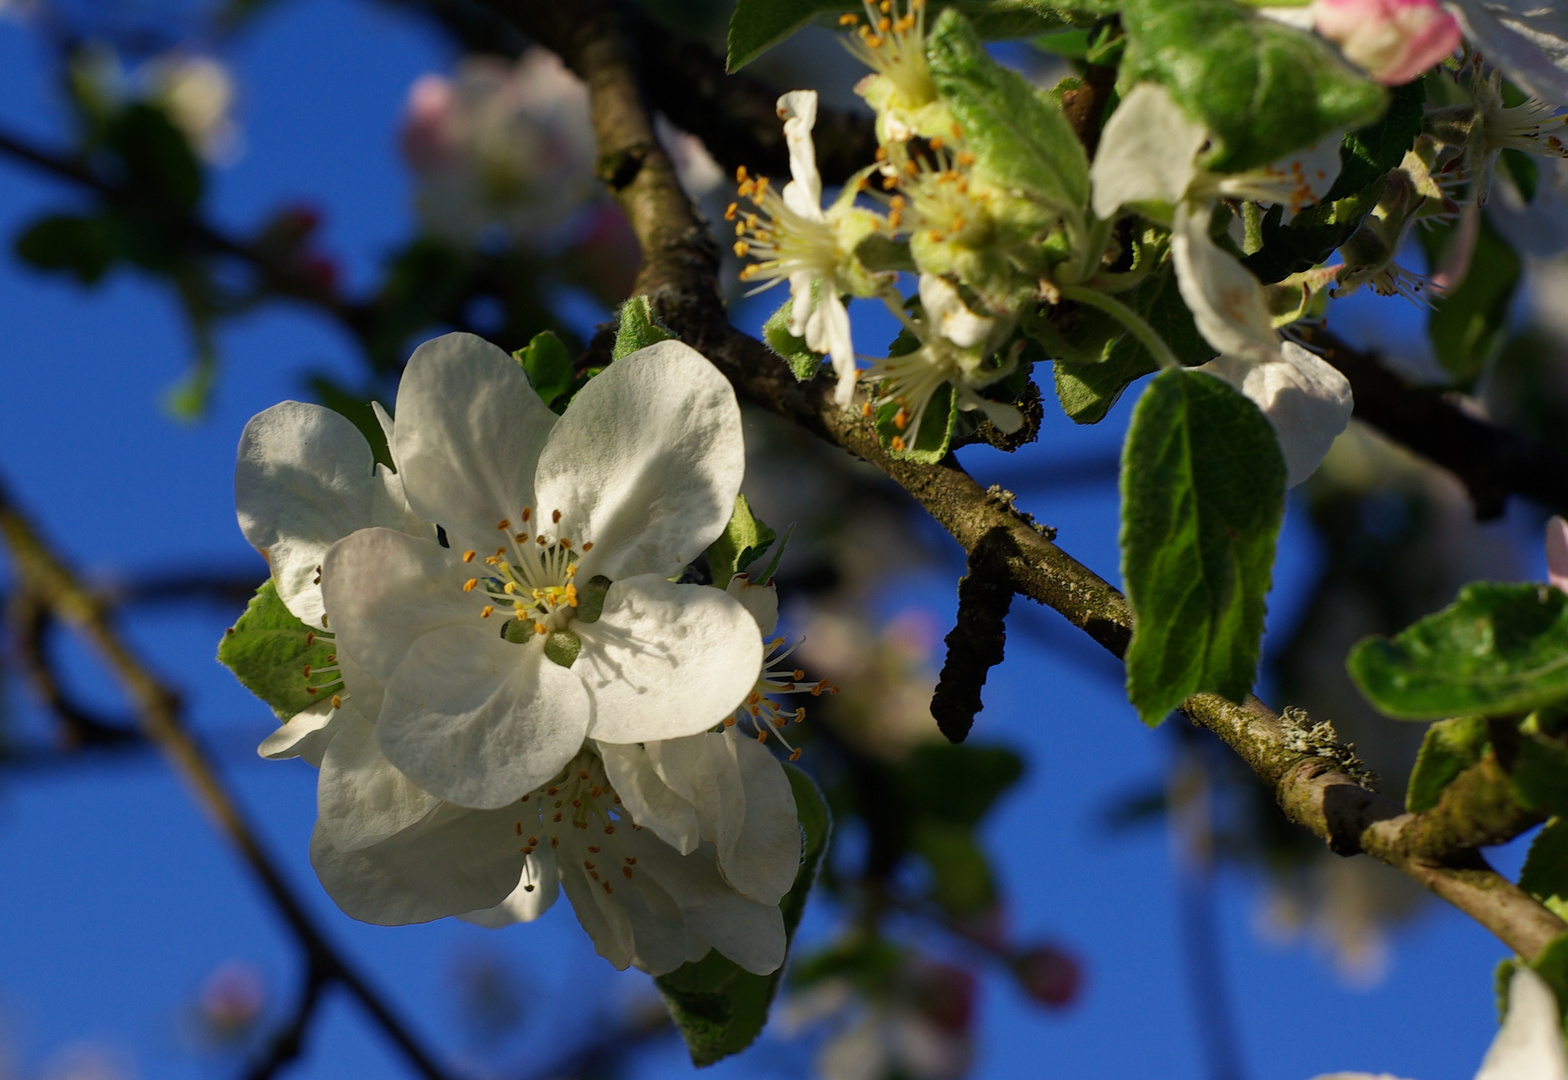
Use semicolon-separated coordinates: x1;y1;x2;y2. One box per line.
400;50;597;246
1311;965;1568;1080
1446;0;1568;106
1314;0;1462;84
839;0;948;144
731;90;889;406
786;962;977;1080
322;333;761;811
1455;60;1568;204
145;54;242;164
866;273;1023;450
1091;82;1355;486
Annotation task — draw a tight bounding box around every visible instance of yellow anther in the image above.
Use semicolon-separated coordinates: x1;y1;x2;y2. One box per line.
480;605;494;618
734;240;750;257
515;532;528;544
724;202;738;220
724;716;737;726
535;622;547;635
839;11;858;23
462;550;476;563
497;519;510;531
559;538;572;550
736;165;749;183
330;694;342;709
789;748;803;761
552;509;562;524
582;541;594;552
463;578;478;592
878;16;891;31
521;507;532;522
537;535;547;546
504;582;517;594
302;664;312;677
891;435;908;451
304;631;315;646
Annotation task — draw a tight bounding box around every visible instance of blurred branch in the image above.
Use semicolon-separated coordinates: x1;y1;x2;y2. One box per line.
513;0;1568;964
0;473;461;1080
1303;325;1568;520
512;1004;672;1080
243;960;330;1080
7;589;144;749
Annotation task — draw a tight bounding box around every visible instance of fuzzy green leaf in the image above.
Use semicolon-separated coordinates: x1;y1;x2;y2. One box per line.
708;495;778;590
515;330;574;410
762;296;823;383
1406;715;1490;812
1347;583;1568;720
1119;0;1386;173
877;381;956;462
656;764;831;1065
217;579;339;721
1521;817;1568;921
1121;369;1286;725
613;295;675;360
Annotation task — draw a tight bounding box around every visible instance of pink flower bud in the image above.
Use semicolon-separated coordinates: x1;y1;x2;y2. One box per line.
1010;944;1083;1008
1314;0;1462;86
400;74;458;171
1547;516;1568;593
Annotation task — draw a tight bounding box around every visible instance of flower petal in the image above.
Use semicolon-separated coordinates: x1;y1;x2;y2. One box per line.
377;624;592;808
1478;966;1568;1080
236;401;379;628
1451;0;1568;106
1090;82;1205;220
317;710;439;851
320;527;479;716
596;740;701;854
1197;342;1354;486
804;293;858;408
576;574;763;744
531;341;745;581
919;273;994;349
1173;203;1281;363
460;850;561;927
558;828;689;973
309;803;524;925
779;90;823;213
726;574;779;636
257;699;339;766
391;332;558;557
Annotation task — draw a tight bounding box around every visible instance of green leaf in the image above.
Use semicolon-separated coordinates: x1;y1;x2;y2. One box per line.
1428;214;1521;385
927;8;1090;215
1119;0;1386;173
762;296;823;383
515;330;573;410
1121;369;1286;725
612;295;675;360
708;495;778;590
898;743;1024;828
877;381;957;462
1406;715;1490;812
104;102;204;208
1521;817;1568;921
657;764;831;1065
1512;730;1568;817
1346;583;1568;720
910;820;997;915
217;579;339;721
725;0;1081;71
15;213;117;284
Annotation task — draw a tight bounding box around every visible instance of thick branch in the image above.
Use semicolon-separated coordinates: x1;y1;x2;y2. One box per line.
0;474;459;1080
535;7;1568;962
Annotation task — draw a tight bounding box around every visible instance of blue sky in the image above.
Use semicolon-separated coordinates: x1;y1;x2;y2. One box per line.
0;2;1544;1079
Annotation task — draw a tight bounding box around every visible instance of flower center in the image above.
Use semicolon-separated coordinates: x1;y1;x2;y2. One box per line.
514;751;638;896
722;634;836;760
458;506;596;637
878;136;992;248
840;0;937;115
729;168;842;292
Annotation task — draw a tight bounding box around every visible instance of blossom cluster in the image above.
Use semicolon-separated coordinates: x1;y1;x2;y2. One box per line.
732;0;1568;485
235;333;819;975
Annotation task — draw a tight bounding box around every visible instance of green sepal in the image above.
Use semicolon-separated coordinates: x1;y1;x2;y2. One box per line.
708;495;778;590
1121;369;1286;725
1521;817;1568;921
1118;0;1386;173
543;629;582;668
656;764;831;1065
927;8;1090;216
1406;715;1490;812
217;579;340;722
514;330;574;411
613;295;676;360
576;575;612;624
762;295;823;383
753;524;796;586
1346;583;1568;720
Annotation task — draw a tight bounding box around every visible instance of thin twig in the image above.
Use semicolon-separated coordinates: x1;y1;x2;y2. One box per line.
0;473;460;1080
243;961;330;1080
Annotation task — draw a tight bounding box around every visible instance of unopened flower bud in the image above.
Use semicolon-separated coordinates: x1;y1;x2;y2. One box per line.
1314;0;1461;86
1010;944;1083;1008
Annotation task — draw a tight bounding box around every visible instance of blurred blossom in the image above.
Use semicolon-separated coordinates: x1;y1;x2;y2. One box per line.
1256;858;1419;987
144;54;241;164
788;961;977;1080
400;51;598;247
798;609;942;762
36;1045;136;1080
193;962;265;1045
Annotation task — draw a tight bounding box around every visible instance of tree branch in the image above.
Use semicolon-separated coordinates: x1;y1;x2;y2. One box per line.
519;1;1568;963
0;473;461;1080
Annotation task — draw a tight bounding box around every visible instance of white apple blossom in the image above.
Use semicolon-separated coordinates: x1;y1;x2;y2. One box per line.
839;0;949;144
1090;82;1354;486
1312;965;1568;1080
1447;0;1568;106
731;91;888;406
318;332;761;811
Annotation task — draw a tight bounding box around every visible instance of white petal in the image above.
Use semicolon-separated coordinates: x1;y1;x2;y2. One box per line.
317;710;439;851
803;293;857;407
788;271;816;339
1477;967;1568;1080
460;850;561;927
370;463;428;538
576;575;763;744
1451;1;1568;106
726;573;780;636
778;90;823;211
1197;342;1354;487
1547;516;1568;592
918;274;994;349
309;804;525;925
1090;82;1205;219
596;739;702;854
1173;203;1281;363
236;401;377;629
650;733;800;904
391;332;558;558
257;699;339;766
532;340;745;581
377;624;591;808
559;828;689;973
320;528;478;716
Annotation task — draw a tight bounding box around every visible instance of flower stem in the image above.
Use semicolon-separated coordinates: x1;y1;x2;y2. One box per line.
1056;284;1181;371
